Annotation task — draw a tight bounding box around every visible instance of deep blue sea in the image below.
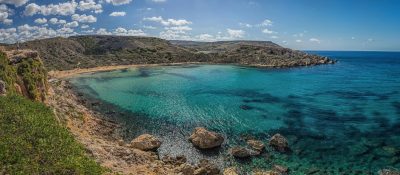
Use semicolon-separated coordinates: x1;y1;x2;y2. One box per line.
70;51;400;174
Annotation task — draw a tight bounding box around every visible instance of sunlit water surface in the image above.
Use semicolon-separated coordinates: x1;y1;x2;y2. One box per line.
70;51;400;174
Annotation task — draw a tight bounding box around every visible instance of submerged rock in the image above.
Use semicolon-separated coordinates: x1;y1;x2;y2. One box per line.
269;134;289;152
189;127;224;149
273;164;289;174
229;146;260;158
378;169;400;175
0;80;6;96
194;159;220;175
130;134;161;151
162;155;187;165
247;139;265;151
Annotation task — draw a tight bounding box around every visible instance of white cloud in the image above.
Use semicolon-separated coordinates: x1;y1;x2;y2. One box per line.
351;37;355;40
0;27;17;43
78;0;103;13
165;26;192;32
104;0;132;6
0;4;13;25
239;23;252;28
109;11;126;16
195;34;215;41
159;29;190;40
227;29;245;39
96;28;111;35
72;14;97;23
24;1;78;16
34;18;47;24
0;0;29;7
143;16;192;26
262;28;276;34
270;36;279;39
367;38;374;42
309;38;321;43
151;0;166;2
65;21;79;28
81;24;89;29
260;19;273;26
49;18;66;25
143;25;156;29
113;27;147;36
295;39;302;43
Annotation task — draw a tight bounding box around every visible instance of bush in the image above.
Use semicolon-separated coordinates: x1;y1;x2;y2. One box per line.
0;95;103;174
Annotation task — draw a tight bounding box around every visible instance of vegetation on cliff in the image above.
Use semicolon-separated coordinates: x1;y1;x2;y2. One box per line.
5;35;334;71
0;50;47;101
0;95;103;174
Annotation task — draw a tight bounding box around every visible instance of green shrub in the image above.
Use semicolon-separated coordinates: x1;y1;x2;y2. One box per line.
0;95;103;174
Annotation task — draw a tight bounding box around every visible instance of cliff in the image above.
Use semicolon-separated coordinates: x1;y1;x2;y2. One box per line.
5;35;334;71
0;49;48;101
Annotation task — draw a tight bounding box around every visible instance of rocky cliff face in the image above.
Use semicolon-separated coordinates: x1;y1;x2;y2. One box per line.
0;49;48;101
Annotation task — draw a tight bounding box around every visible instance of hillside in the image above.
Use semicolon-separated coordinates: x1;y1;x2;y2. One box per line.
5;36;334;71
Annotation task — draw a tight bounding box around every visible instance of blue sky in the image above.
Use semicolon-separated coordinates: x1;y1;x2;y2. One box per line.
0;0;399;51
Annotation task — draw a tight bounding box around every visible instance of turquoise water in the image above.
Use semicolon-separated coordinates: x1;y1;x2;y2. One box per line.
70;51;400;174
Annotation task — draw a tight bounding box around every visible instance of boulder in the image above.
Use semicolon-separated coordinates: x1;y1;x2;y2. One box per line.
194;159;220;175
0;80;6;96
273;164;289;175
223;167;239;175
378;169;400;175
176;163;195;175
229;146;260;158
247;139;265;151
189;127;224;149
130;134;161;151
269;134;289;152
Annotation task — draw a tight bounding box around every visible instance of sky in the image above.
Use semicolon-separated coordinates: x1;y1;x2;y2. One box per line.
0;0;399;51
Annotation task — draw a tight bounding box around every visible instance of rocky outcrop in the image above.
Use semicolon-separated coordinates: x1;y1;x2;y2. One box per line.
379;169;400;175
247;139;265;152
269;134;289;152
273;164;289;175
0;50;47;101
130;134;161;151
189;127;224;149
0;80;6;96
229;146;260;158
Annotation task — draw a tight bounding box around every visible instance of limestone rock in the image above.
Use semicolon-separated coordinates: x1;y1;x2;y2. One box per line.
229;146;260;158
189;127;224;149
269;134;289;152
130;134;161;151
247;139;265;151
194;159;220;175
223;167;239;175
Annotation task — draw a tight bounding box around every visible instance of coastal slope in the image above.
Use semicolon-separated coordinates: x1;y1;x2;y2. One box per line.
6;35;334;71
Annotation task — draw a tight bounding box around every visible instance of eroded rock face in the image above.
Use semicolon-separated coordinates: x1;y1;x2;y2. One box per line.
0;80;6;96
229;146;260;158
189;127;224;149
247;139;265;151
379;169;400;175
130;134;161;151
269;134;289;152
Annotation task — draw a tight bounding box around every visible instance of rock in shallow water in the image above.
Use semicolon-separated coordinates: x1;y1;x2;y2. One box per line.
229;146;260;158
269;134;289;153
378;169;400;175
194;159;220;175
189;127;224;149
223;167;239;175
247;139;265;151
130;134;161;151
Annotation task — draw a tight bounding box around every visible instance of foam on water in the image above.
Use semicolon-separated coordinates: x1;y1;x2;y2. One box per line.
70;51;400;174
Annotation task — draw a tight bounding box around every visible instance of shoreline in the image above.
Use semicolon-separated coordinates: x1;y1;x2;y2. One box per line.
48;61;335;79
